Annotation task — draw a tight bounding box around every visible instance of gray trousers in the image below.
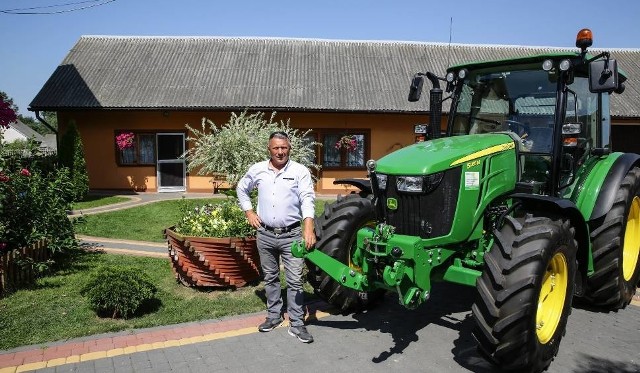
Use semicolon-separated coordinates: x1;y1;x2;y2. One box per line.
257;227;305;326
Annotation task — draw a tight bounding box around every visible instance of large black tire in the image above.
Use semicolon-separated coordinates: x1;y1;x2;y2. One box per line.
308;194;385;313
472;214;577;373
586;166;640;309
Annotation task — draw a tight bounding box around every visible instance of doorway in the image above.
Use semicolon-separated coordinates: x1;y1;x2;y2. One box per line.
156;133;185;192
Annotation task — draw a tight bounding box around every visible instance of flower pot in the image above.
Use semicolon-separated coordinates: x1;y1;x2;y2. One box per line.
164;227;261;288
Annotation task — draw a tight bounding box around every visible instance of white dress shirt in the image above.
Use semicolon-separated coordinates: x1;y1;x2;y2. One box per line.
236;159;315;228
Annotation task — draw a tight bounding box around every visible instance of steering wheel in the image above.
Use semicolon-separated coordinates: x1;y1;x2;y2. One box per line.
505;120;530;137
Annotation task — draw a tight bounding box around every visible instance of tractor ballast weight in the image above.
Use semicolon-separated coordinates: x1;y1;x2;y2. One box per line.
293;29;640;373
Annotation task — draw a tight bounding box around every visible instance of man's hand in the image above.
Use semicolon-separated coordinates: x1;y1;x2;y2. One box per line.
303;217;316;250
244;210;262;229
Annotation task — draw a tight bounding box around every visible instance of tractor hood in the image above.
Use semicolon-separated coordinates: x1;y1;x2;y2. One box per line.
376;133;516;175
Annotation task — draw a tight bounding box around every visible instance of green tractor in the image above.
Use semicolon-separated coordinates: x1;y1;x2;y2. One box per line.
292;29;640;372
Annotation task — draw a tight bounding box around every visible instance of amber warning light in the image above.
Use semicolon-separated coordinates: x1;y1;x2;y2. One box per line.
576;28;593;51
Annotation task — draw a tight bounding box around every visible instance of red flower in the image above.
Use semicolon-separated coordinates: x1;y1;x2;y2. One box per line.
0;173;9;182
20;168;31;177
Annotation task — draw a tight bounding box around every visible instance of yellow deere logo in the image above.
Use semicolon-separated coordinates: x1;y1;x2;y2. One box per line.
387;198;398;210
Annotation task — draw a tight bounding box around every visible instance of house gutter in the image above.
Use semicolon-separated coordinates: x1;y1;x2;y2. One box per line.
34;111;58;134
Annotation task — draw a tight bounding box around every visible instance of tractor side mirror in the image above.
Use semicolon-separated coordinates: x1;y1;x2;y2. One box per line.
589;58;619;93
408;75;424;102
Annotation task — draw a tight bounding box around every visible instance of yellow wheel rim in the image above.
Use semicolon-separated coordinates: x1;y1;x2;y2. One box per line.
622;196;640;281
536;252;568;344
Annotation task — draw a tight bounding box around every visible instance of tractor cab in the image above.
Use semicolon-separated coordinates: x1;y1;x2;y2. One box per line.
409;28;626;197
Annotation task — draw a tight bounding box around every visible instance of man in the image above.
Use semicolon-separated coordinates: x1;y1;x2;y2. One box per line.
236;131;317;343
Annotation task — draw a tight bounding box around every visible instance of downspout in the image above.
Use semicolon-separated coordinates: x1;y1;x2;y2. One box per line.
34;111;58;135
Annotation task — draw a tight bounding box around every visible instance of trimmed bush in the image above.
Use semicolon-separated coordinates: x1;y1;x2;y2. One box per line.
82;266;157;319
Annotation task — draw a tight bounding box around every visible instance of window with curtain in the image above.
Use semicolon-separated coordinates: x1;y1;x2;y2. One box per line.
117;133;156;165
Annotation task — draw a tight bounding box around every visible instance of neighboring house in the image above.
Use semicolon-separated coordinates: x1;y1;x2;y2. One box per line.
0;119;56;153
29;36;640;193
2;120;43;143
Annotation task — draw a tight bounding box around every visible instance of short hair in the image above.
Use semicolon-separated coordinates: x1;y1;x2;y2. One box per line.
269;131;289;140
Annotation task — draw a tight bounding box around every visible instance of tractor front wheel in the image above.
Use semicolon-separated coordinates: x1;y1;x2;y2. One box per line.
473;214;577;372
586;166;640;309
307;194;385;313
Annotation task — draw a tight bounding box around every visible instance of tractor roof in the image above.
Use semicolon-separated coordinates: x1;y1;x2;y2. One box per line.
448;52;628;82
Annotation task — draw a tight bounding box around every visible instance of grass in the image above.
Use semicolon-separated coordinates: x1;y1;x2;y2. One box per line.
0;195;335;350
0;249;288;350
71;195;130;210
74;198;221;242
75;198;335;242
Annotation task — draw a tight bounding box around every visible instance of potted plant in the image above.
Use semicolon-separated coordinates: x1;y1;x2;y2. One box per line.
164;198;261;288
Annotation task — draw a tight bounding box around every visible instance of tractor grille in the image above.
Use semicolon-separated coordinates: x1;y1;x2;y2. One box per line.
381;167;461;238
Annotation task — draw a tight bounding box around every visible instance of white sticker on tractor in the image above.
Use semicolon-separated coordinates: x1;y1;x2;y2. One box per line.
465;171;480;189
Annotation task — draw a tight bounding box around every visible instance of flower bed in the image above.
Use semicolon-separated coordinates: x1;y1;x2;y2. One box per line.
164;227;261;288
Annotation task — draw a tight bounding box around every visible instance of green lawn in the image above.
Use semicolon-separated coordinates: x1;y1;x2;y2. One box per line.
0;195;337;350
0;250;276;350
71;195;130;210
75;198;335;242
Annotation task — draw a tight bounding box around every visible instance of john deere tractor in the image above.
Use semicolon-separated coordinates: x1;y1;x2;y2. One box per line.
292;29;640;372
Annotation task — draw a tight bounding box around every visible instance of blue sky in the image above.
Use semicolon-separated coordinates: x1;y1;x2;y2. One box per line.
2;0;639;119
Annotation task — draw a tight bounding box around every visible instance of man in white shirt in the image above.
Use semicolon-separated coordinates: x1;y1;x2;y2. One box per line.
236;131;316;343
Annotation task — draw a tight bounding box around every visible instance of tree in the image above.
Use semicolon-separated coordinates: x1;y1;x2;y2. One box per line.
184;111;320;188
0;95;17;129
0;91;56;134
58;121;89;201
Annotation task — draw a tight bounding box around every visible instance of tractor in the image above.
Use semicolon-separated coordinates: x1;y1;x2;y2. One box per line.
292;29;640;372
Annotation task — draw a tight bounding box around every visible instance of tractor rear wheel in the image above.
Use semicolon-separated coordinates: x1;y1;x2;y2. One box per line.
308;194;385;313
586;166;640;309
472;214;577;372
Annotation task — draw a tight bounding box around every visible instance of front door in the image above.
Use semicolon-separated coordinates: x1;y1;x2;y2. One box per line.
156;133;186;192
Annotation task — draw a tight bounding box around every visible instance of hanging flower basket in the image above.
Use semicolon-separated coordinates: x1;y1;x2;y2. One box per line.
164;227;261;288
115;132;135;151
335;134;358;152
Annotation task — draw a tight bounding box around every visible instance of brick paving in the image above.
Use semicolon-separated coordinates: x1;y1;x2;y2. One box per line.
0;287;637;373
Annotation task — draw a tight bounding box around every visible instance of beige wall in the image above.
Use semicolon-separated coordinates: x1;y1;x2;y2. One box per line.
57;110;428;194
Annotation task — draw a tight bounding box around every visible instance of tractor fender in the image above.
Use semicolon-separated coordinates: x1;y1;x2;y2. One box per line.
510;193;589;294
590;152;640;221
333;178;372;195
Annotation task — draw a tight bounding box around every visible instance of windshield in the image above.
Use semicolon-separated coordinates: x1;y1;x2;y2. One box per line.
450;64;557;154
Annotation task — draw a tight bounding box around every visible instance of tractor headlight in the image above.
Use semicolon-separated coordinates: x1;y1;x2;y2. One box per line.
376;173;388;190
397;176;423;193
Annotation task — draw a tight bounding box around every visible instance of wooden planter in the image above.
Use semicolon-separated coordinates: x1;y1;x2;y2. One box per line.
0;239;49;296
164;227;261;288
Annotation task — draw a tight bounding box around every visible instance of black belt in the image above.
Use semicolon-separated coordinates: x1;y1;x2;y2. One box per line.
261;221;301;234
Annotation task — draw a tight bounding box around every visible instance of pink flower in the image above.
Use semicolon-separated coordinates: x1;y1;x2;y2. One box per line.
335;135;358;152
0;243;6;251
116;132;135;151
20;168;31;177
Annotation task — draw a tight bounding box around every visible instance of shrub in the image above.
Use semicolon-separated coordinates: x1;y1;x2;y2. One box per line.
0;165;76;254
58;121;89;201
174;197;254;238
82;266;157;319
184;110;320;188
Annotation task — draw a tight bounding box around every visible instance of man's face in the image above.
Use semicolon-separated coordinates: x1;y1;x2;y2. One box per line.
268;137;290;168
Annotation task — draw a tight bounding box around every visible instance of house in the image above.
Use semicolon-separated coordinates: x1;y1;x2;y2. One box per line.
29;36;640;193
0;119;56;153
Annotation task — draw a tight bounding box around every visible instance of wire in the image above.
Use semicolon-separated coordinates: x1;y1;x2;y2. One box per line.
1;0;116;15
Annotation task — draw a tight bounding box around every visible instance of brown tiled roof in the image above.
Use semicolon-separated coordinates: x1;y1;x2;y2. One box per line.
30;36;640;118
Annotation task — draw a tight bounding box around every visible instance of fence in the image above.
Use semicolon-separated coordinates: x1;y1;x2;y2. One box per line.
0;239;49;296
